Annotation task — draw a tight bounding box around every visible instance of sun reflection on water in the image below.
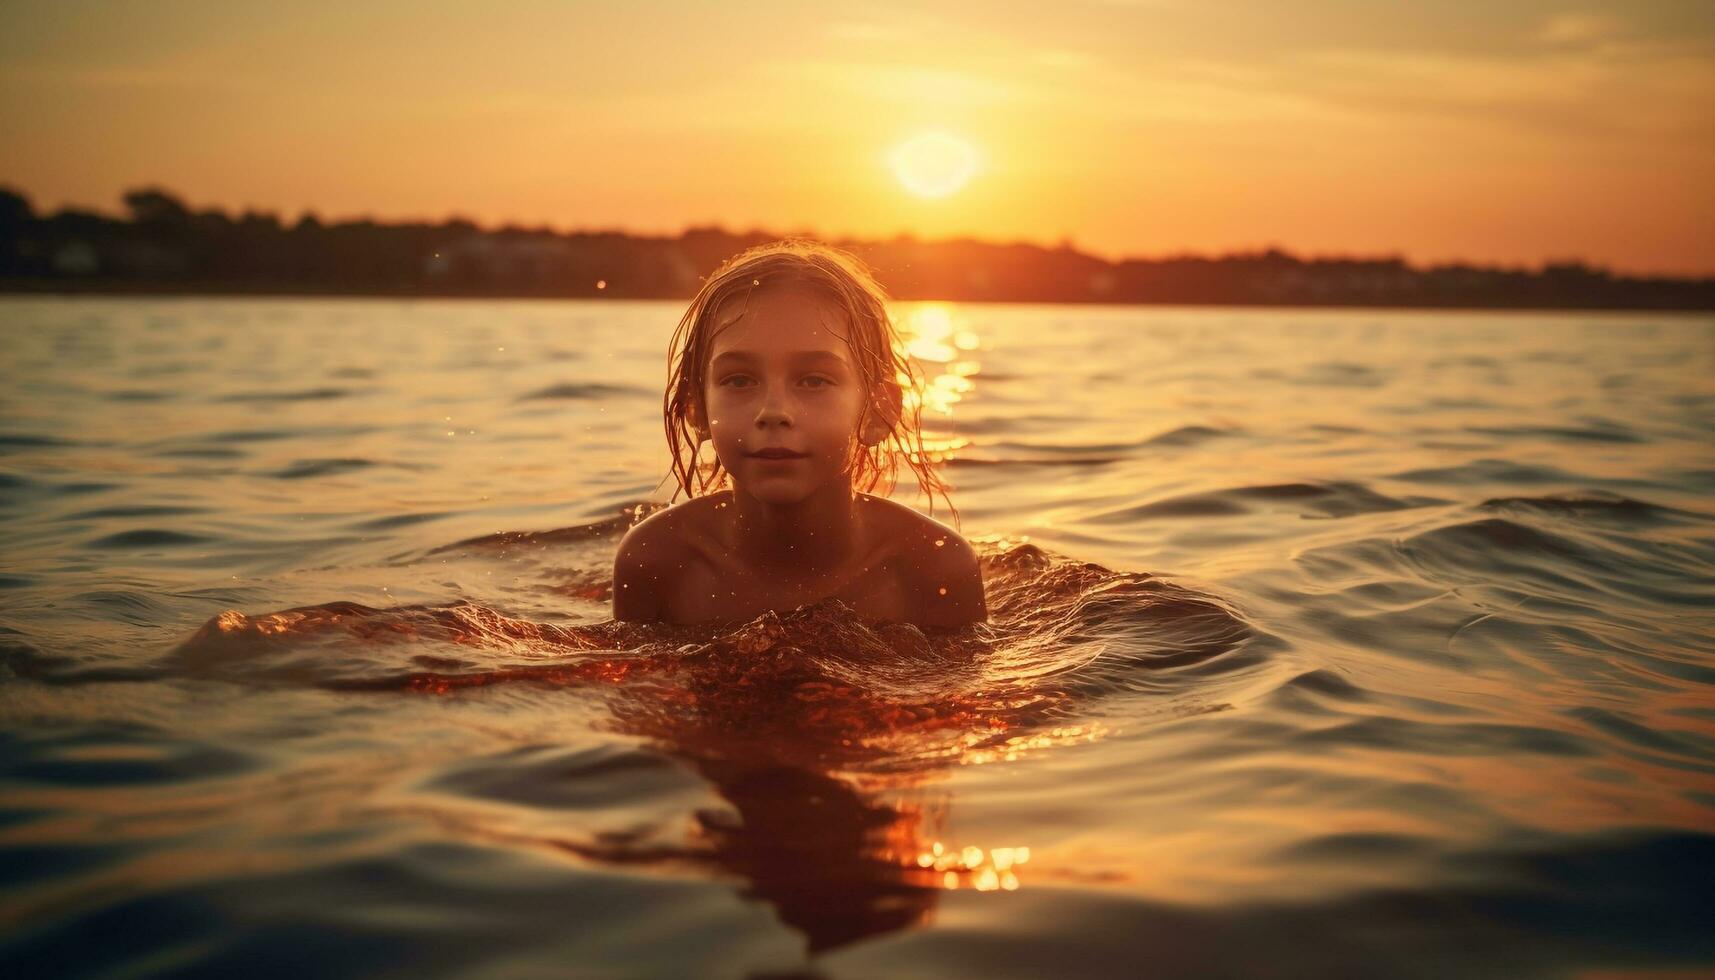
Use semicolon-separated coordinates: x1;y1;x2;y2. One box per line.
897;302;983;416
896;302;982;472
901;303;959;364
913;840;1032;891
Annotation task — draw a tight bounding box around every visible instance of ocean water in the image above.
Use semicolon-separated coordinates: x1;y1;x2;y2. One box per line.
2;297;1713;979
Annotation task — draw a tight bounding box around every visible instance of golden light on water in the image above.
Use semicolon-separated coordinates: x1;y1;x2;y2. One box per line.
889;133;980;199
894;302;982;472
897;302;981;421
960;725;1109;766
916;840;1031;891
903;305;955;361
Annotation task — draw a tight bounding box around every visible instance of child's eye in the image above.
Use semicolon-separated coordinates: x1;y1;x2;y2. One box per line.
718;375;756;388
801;375;835;389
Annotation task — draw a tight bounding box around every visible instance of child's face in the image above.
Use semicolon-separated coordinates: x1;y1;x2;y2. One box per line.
700;287;873;507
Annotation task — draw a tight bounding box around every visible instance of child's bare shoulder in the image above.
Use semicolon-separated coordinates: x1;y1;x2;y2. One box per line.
857;494;966;552
612;495;726;620
858;495;987;625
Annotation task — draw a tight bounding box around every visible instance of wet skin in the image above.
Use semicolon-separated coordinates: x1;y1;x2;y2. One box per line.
613;288;985;628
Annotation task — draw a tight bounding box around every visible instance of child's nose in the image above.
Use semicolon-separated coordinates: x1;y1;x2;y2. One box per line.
755;386;792;427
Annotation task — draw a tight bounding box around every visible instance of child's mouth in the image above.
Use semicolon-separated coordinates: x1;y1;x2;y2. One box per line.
749;448;809;459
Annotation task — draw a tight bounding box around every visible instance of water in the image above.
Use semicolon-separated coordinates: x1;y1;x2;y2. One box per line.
2;297;1713;978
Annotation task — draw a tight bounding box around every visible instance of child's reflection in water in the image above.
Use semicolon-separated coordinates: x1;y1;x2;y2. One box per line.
682;757;946;952
548;745;949;952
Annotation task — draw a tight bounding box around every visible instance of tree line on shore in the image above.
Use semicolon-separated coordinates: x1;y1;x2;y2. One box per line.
1;186;1709;309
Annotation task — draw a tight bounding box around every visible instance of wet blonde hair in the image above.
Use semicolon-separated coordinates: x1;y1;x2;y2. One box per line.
663;239;953;515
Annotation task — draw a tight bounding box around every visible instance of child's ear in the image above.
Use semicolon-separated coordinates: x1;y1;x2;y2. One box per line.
860;381;904;447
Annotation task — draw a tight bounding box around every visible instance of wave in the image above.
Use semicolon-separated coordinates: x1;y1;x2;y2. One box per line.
189;426;377;444
951;423;1232;446
0;433;76;450
84;529;211;549
1390;458;1586;486
215;386;355;403
351;511;456;531
948;454;1124;468
0;724;260;787
1090;481;1441;523
149;446;248;460
1480;492;1706;526
518;382;654;400
1282;362;1391;388
266;458;377;480
427;510;643;555
1396;516;1715;610
63;590;185;627
947;426;1237;467
159;540;1258;769
59;505;209;521
105;389;174;402
1468;423;1643;445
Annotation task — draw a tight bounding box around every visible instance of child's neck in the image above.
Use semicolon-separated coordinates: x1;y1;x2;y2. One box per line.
727;482;860;573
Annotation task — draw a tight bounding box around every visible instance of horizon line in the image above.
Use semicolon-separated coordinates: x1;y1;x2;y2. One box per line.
7;181;1714;281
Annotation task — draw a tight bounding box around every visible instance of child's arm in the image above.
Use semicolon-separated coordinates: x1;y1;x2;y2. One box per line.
611;518;673;622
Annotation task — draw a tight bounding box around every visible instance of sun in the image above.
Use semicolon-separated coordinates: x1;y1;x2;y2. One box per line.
889;133;980;199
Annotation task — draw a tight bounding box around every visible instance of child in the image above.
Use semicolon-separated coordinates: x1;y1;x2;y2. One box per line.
613;240;986;629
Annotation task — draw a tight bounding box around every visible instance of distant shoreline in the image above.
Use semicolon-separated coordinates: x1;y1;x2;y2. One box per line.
3;279;1712;314
5;186;1712;312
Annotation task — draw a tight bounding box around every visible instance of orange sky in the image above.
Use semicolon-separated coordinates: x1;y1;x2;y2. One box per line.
3;1;1713;274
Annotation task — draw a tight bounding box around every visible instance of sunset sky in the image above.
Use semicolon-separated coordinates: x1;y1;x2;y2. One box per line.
2;0;1712;274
